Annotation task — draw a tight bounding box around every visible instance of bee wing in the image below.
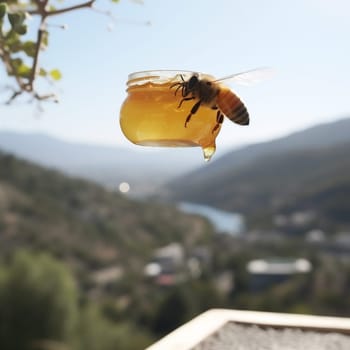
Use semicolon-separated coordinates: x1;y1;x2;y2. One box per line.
214;67;275;86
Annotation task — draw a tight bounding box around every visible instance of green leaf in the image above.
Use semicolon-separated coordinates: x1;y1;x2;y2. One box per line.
17;63;31;79
8;39;22;53
111;0;120;3
50;69;62;81
5;28;17;42
47;5;57;12
8;12;26;34
15;24;27;35
8;12;25;28
39;68;47;77
23;41;36;57
0;3;7;20
10;57;22;70
10;58;31;79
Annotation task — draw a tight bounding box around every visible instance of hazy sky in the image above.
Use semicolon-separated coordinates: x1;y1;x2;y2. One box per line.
1;0;350;153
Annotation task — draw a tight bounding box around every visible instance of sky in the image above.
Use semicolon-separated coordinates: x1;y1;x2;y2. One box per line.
1;0;350;154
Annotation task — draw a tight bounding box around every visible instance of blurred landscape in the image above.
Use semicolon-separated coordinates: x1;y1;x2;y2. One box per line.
164;117;350;231
1;117;349;349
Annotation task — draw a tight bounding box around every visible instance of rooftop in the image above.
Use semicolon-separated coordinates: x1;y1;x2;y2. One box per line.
247;258;312;275
147;309;350;350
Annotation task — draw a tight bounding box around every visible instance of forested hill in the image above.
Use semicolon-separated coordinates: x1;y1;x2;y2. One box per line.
0;151;212;273
165;118;350;231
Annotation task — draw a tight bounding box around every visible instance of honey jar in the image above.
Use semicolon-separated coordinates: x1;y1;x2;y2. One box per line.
119;70;222;161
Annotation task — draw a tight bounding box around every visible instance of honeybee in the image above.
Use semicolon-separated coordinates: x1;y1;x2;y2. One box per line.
170;68;272;132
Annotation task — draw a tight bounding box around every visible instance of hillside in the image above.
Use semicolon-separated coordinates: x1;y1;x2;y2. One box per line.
0;131;203;195
1;150;350;346
165;118;350;231
0;151;213;274
165;117;350;195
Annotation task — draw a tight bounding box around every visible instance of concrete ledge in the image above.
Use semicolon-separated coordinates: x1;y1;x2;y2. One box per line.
146;309;350;350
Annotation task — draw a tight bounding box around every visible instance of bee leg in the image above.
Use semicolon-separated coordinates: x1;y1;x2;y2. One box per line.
217;110;224;123
170;75;186;95
170;82;181;89
170;82;183;96
170;83;182;96
185;100;201;127
212;111;224;133
178;96;195;108
174;85;183;96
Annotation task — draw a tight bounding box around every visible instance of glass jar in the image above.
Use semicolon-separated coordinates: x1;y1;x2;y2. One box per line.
119;70;222;161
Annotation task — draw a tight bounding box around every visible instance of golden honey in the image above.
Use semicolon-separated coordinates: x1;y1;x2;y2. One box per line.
119;70;222;161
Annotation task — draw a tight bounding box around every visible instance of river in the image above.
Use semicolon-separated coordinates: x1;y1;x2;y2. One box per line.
177;202;245;236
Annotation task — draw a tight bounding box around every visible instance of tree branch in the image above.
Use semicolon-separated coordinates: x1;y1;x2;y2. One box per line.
47;0;96;16
1;0;131;104
2;0;97;103
27;27;45;92
6;90;23;105
28;0;96;16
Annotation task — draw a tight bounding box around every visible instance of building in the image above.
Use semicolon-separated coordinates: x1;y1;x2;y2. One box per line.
246;258;312;291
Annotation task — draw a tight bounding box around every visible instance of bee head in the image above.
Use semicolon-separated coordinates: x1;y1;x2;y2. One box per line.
188;75;199;89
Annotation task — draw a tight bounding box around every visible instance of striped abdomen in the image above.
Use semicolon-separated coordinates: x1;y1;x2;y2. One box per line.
217;88;249;125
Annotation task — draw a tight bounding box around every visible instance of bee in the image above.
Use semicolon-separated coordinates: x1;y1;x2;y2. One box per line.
170;68;272;132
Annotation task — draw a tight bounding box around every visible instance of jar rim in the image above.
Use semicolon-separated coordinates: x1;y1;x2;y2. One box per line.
128;69;195;80
127;70;215;86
